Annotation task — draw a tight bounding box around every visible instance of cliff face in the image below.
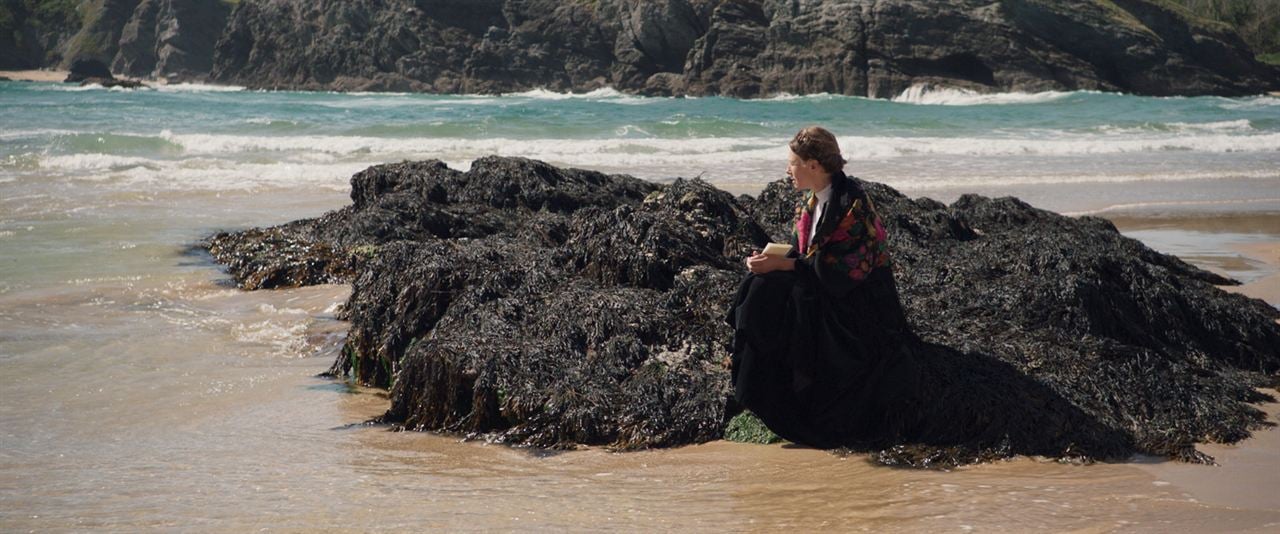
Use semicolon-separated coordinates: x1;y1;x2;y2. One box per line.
0;0;146;70
56;0;139;69
211;0;620;92
207;0;1280;97
111;0;233;81
5;0;1275;96
0;0;230;79
0;0;82;69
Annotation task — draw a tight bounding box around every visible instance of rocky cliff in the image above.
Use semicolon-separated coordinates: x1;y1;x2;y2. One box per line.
0;0;82;68
56;0;140;70
0;0;232;80
205;156;1280;467
111;0;233;81
5;0;1276;97
207;0;1279;97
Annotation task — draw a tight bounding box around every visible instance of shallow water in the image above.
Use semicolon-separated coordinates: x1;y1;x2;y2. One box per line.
2;84;1279;531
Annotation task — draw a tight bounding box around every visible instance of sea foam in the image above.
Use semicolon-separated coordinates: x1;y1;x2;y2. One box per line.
139;129;1280;160
500;87;658;105
893;85;1076;106
18;128;1279;190
155;83;246;93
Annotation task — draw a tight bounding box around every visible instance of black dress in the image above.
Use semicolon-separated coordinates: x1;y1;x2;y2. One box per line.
726;172;922;449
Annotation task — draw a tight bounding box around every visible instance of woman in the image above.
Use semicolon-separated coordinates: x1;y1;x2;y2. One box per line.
726;126;921;449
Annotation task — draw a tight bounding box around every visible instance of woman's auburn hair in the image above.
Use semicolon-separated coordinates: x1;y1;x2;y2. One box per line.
789;126;846;173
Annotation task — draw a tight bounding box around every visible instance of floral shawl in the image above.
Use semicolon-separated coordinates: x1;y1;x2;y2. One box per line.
790;171;891;297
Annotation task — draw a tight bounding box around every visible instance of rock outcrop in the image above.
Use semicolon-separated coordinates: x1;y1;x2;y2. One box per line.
111;0;234;81
207;0;1280;97
76;76;146;88
65;57;146;88
204;156;1280;468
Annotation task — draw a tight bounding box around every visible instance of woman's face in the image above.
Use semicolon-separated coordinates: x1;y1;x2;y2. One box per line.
787;150;825;191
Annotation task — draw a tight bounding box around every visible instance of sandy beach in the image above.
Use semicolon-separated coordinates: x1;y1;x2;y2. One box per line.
0;69;70;82
1225;241;1280;306
0;69;150;85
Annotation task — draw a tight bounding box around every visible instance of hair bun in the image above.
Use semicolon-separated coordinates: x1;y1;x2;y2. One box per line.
788;126;844;173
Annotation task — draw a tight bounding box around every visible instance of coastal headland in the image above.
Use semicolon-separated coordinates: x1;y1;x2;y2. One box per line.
3;0;1277;98
204;156;1280;468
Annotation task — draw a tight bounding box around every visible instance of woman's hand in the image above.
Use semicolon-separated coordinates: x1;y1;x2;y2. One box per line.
745;250;795;274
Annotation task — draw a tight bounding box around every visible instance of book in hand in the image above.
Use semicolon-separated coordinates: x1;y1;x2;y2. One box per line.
762;242;793;258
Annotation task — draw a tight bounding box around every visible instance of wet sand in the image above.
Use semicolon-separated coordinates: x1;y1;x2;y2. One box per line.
1223;241;1280;305
2;180;1278;530
1109;214;1280;530
1136;396;1280;514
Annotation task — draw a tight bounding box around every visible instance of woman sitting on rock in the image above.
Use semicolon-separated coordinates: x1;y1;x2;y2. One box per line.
726;126;921;449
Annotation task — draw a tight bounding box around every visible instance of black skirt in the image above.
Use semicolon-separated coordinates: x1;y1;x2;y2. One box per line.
726;266;922;449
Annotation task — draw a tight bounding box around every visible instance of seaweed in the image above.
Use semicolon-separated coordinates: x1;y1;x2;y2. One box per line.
204;156;1280;468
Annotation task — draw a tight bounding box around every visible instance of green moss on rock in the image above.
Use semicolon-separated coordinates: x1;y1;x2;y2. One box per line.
723;411;783;445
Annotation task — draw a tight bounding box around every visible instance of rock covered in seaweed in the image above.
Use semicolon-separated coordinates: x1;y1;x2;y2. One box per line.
564;178;768;289
204;157;657;289
205;156;1280;467
753;178;1280;461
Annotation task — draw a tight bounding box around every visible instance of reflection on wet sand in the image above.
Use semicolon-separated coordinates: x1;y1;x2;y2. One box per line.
338;404;1279;531
337;379;1280;531
309;212;1280;531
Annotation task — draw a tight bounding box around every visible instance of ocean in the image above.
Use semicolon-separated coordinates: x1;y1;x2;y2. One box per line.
2;81;1279;530
4;82;1279;208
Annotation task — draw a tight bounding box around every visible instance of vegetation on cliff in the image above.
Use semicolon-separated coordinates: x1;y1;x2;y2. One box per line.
1175;0;1280;62
0;0;80;68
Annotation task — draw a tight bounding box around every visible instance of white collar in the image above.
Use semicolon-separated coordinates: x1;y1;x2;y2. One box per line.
814;183;833;205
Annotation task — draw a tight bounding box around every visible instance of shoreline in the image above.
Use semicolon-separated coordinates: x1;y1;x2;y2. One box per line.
1225;241;1280;306
1136;391;1280;514
0;69;167;86
0;69;70;82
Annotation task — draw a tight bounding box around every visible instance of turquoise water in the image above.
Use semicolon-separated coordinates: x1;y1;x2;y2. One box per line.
2;82;1278;211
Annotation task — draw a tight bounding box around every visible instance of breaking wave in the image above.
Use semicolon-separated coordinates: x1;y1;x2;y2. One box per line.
893;85;1078;106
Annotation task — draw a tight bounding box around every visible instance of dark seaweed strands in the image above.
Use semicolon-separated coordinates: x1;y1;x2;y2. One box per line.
203;156;1280;468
